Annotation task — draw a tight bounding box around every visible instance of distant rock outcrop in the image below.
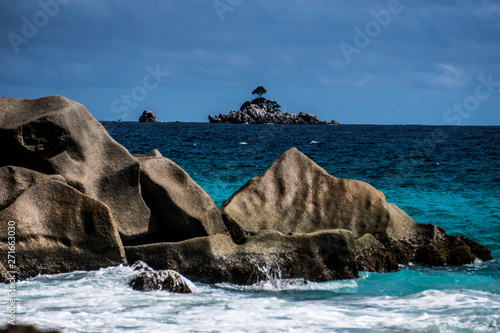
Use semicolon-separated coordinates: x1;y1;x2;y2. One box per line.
209;99;338;125
139;110;156;122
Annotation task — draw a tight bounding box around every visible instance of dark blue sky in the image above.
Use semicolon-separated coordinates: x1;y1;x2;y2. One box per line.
1;0;499;124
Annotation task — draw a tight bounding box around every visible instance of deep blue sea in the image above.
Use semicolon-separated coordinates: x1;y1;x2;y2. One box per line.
3;123;499;332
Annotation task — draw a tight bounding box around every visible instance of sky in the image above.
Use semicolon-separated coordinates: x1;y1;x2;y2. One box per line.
0;0;499;125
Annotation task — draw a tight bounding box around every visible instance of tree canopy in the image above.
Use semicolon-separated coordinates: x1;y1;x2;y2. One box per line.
252;86;267;98
268;100;281;111
249;86;282;112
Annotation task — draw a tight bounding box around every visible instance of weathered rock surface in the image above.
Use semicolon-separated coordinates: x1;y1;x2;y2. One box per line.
221;148;401;240
0;262;12;281
355;234;398;272
209;100;336;125
139;110;156;122
129;262;192;293
220;148;492;268
125;229;358;285
0;166;126;281
130;150;228;244
0;96;150;240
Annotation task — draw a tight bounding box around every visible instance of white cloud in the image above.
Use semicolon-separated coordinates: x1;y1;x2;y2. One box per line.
417;63;470;89
317;74;370;87
468;2;500;19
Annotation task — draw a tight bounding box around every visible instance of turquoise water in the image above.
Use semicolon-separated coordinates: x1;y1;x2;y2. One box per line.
106;123;500;258
2;123;499;332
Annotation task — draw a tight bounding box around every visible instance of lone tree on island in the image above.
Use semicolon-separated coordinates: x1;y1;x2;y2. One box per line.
252;86;267;98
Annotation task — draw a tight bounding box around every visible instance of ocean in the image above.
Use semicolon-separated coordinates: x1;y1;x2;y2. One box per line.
3;123;499;332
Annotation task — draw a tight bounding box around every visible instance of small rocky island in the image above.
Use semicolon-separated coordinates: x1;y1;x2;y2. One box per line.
139;110;156;122
209;86;339;125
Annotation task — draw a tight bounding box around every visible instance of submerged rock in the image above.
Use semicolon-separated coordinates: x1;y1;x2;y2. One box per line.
130;266;192;293
0;96;150;240
130;150;228;244
139;110;156;122
0;166;126;281
125;229;358;285
0;325;61;333
220;148;492;269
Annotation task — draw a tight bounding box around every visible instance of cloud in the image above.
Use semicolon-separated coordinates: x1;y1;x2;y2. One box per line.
0;0;499;124
417;63;471;89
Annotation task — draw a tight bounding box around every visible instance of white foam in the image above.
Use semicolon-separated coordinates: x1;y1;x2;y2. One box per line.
2;266;499;332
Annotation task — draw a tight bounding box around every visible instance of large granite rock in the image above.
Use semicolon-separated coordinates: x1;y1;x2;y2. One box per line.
209;100;336;125
220;148;492;268
125;229;358;285
0;166;126;281
0;96;150;240
130;150;228;244
221;148;400;240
